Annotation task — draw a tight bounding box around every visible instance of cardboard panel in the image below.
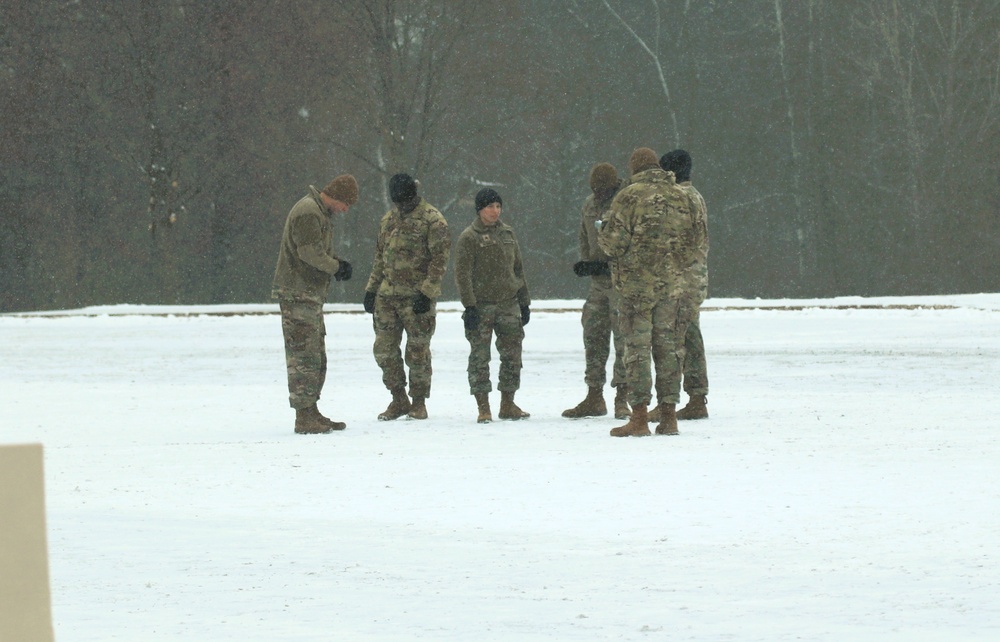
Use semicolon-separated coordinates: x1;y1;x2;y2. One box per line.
0;444;55;642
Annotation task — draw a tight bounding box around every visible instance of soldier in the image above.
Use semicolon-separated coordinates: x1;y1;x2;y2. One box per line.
272;174;359;434
363;173;450;421
563;162;630;420
598;148;696;437
454;188;531;423
658;149;710;421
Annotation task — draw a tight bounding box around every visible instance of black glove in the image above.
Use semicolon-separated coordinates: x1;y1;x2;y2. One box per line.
333;260;352;281
520;305;530;326
463;306;480;332
573;260;610;277
363;291;376;314
412;292;432;314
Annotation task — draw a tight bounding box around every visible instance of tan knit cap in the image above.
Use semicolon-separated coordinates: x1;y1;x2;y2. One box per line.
589;163;619;192
627;147;659;176
322;174;359;206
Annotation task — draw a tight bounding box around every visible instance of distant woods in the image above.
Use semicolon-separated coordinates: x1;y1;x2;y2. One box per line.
1;0;997;311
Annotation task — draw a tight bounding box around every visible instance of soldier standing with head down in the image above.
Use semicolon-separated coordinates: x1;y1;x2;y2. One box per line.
363;173;451;421
598;147;696;437
563;162;630;420
272;174;359;434
454;188;531;424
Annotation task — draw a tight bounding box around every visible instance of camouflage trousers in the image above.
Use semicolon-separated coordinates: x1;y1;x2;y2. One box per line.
581;277;626;389
618;294;694;407
279;298;327;410
373;294;437;398
464;299;524;395
682;311;709;396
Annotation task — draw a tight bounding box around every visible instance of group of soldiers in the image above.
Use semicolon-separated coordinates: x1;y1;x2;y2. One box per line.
271;147;709;438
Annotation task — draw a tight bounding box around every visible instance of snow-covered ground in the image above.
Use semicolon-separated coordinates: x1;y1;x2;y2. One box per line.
3;295;999;641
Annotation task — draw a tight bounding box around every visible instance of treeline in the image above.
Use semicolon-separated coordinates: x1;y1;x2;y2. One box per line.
1;0;997;312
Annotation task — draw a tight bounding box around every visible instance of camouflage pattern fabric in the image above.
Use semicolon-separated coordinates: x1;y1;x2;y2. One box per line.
278;299;327;409
365;198;449;396
598;167;696;406
464;300;524;395
682;315;708;396
597;168;695;306
365;198;450;299
372;294;437;398
582;277;626;390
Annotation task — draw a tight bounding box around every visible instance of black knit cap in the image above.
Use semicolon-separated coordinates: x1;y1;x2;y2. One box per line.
389;173;418;204
475;188;502;212
659;149;692;182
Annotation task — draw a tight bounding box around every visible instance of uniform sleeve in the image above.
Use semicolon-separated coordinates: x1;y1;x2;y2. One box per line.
454;231;477;308
418;218;451;299
513;234;530;307
365;216;388;294
597;192;633;259
292;212;339;274
577;206;590;261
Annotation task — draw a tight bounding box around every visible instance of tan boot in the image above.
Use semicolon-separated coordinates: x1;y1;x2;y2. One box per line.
475;393;492;424
654;403;679;435
561;386;606;418
610;403;650;437
498;391;530;420
613;386;631;419
407;397;428;420
647;404;661;422
295;404;344;434
677;394;708;420
378;388;411;421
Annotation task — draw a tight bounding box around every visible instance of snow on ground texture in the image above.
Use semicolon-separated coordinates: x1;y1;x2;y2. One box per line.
3;295;1000;641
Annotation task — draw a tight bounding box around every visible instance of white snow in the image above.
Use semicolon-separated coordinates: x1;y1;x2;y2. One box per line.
3;295;999;641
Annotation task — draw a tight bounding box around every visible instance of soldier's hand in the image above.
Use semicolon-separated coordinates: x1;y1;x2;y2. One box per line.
594;261;611;277
573;260;609;277
334;260;353;281
463;306;480;331
363;291;377;314
412;292;432;314
520;305;530;327
572;260;590;277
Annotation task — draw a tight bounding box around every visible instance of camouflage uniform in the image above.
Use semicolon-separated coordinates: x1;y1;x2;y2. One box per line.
272;186;347;409
578;185;627;391
454;217;531;395
365;198;450;399
597;168;696;407
676;181;710;397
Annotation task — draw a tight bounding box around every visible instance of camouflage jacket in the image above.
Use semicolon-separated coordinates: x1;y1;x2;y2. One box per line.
271;185;344;303
454;217;530;308
597;168;694;305
365;198;451;299
677;181;709;299
577;180;624;284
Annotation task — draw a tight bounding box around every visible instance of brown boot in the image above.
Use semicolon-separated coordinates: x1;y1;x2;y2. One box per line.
407;396;428;420
677;394;708;420
654;403;679;435
295;404;344;434
647;404;661;422
610;403;650;437
561;386;606;418
498;391;530;420
613;386;631;419
475;393;492;424
378;388;411;421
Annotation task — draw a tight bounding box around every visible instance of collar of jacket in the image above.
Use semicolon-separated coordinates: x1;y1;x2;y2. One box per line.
471;217;507;234
307;185;332;216
631;167;674;185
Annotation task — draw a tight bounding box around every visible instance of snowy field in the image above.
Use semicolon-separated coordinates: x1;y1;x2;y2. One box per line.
3;294;1000;641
